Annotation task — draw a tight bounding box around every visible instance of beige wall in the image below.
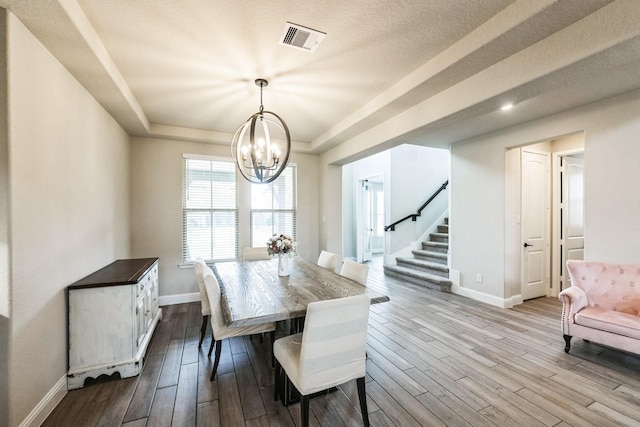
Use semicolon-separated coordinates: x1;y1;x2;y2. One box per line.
130;136;320;300
450;89;640;306
7;14;131;426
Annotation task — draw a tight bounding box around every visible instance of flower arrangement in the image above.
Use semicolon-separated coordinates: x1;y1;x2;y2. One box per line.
266;233;296;256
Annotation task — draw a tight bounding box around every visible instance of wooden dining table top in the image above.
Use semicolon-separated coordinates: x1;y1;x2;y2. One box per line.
212;257;390;327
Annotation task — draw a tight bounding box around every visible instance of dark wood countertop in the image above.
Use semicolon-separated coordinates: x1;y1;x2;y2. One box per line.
68;257;159;290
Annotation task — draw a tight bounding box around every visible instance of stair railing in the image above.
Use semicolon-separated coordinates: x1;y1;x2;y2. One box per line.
384;180;449;231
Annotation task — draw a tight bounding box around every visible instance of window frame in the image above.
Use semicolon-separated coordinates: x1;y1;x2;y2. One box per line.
249;164;297;248
182;154;239;263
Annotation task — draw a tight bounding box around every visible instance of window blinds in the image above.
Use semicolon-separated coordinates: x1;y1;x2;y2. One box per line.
182;156;238;262
250;165;297;247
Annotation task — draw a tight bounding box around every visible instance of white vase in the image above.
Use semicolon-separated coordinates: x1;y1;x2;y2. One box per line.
278;254;290;276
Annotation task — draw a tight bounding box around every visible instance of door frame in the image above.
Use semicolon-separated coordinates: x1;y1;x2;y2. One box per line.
550;148;585;297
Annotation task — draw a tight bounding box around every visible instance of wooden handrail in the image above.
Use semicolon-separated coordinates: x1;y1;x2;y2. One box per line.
384;180;448;231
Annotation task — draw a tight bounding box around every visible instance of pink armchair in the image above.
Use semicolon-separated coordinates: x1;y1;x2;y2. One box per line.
559;260;640;355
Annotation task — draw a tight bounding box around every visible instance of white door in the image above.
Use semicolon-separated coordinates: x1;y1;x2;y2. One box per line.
561;155;585;290
521;150;550;300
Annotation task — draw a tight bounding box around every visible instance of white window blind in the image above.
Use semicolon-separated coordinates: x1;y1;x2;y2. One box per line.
182;156;238;262
250;165;297;247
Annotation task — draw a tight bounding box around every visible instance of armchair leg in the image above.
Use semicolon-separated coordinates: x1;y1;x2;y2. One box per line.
357;377;370;427
563;334;572;353
210;339;223;381
198;315;209;348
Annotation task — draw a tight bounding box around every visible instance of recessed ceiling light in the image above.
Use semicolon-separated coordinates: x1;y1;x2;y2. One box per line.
500;103;514;111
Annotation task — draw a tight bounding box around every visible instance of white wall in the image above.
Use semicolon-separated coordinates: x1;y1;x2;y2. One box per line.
388;146;449;254
130;136;320;301
451;89;640;306
7;14;131;426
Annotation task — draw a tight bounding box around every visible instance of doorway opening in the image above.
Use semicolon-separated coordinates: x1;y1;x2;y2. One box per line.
553;151;585;293
506;132;584;302
356;175;384;263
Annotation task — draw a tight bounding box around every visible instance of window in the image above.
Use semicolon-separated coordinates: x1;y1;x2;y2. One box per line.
250;165;297;247
182;155;238;262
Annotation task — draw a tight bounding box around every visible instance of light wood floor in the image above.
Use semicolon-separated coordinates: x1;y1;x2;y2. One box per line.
44;257;640;426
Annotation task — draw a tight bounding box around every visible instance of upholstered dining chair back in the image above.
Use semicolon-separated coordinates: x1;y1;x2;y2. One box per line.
202;264;276;380
202;266;226;334
193;258;210;316
273;294;372;426
297;294;371;394
339;259;369;286
243;246;271;261
193;258;212;348
316;250;339;273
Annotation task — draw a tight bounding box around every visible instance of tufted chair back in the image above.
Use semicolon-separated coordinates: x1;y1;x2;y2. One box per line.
566;260;640;315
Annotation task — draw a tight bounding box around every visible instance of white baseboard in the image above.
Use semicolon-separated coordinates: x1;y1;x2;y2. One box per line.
19;375;66;427
449;269;521;308
158;292;200;306
451;282;520;308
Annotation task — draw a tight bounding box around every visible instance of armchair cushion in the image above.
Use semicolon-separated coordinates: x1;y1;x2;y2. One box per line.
575;308;640;340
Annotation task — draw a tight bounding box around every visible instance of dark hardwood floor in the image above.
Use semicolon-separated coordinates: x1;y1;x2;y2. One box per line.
44;256;640;426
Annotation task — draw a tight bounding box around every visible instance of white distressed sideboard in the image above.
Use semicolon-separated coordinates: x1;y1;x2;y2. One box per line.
67;257;162;390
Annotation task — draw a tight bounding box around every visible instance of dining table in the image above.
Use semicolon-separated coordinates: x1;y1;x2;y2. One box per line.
212;256;389;328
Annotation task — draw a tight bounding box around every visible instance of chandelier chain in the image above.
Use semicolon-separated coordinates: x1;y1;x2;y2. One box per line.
259;84;264;112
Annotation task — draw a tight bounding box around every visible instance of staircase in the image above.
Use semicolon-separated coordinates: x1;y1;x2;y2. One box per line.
383;218;452;292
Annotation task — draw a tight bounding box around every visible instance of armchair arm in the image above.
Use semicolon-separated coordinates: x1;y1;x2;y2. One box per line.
558;286;588;334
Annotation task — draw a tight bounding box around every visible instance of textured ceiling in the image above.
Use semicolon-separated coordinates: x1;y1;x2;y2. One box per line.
3;0;640;161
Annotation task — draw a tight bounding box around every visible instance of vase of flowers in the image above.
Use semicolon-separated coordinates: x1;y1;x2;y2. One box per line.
267;233;296;276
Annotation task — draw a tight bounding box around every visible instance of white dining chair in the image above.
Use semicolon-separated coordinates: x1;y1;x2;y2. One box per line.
273;294;371;427
192;258;211;348
202;265;276;380
243;246;271;261
340;259;369;286
317;250;338;273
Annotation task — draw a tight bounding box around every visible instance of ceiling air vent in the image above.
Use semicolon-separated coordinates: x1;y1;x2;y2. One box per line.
279;22;326;53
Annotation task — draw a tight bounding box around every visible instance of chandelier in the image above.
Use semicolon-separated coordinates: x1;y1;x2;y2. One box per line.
231;79;291;184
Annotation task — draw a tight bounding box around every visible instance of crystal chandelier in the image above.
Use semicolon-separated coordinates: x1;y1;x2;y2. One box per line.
231;79;291;184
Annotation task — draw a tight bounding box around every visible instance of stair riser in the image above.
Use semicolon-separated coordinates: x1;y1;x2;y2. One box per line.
430;234;449;243
397;260;448;277
384;269;452;292
437;225;448;233
413;255;447;265
421;243;448;253
412;251;447;264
